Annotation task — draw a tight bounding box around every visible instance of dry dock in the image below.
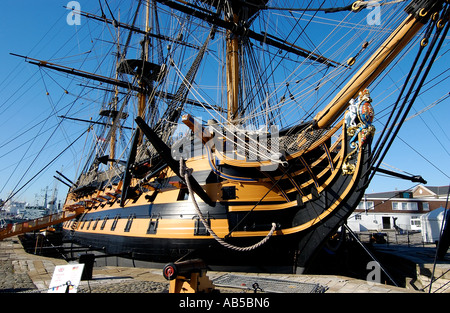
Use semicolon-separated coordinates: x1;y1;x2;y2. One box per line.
3;235;446;294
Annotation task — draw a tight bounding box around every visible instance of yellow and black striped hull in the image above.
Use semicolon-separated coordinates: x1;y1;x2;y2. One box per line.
62;121;371;270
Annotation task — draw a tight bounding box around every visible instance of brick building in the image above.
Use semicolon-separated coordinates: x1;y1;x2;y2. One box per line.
347;185;449;232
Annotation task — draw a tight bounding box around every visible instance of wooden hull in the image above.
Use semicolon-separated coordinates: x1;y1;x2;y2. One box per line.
62;120;372;270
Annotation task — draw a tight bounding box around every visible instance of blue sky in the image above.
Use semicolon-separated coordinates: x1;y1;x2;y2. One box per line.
0;1;449;206
0;1;103;205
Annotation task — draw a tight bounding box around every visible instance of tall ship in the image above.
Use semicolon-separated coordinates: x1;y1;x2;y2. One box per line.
1;0;449;272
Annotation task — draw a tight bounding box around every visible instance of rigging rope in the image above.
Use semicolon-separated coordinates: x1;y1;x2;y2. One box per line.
0;128;90;208
397;136;450;180
367;10;450;185
155;25;216;141
253;0;407;13
179;159;276;252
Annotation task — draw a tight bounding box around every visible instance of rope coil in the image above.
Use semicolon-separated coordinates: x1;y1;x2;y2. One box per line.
179;159;277;252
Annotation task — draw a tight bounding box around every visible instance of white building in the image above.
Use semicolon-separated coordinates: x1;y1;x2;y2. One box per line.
348;185;449;233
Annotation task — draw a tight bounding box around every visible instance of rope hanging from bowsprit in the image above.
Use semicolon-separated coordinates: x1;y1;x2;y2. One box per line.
179;159;277;252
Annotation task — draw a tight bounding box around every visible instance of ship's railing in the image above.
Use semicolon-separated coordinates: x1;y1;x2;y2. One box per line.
0;208;84;241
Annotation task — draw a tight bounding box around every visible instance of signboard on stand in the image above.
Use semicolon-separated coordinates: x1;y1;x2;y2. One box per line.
48;263;85;293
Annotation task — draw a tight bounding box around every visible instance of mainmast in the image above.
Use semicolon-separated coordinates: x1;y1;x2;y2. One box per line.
110;15;121;169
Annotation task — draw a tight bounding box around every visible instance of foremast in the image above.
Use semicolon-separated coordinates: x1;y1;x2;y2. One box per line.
223;1;270;123
226;12;240;122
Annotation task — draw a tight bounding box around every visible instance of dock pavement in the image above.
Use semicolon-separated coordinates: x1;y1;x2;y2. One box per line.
0;236;422;294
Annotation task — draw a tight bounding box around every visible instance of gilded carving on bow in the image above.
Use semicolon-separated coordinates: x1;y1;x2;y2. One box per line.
342;89;376;175
342;148;357;175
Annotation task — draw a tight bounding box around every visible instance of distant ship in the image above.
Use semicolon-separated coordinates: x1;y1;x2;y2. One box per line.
1;188;56;227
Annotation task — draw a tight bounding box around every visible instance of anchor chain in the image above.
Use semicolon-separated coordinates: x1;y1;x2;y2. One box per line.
180;159;276;252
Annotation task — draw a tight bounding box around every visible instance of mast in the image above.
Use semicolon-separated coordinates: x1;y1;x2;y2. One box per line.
137;0;151;144
226;12;240;122
154;0;337;123
313;1;445;129
110;13;121;169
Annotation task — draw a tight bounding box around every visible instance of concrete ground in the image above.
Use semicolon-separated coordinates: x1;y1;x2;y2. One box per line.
0;236;419;293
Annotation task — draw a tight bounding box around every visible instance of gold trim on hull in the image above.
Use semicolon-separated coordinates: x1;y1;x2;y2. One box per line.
66;217;230;240
64;121;365;247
